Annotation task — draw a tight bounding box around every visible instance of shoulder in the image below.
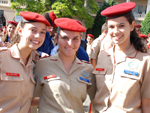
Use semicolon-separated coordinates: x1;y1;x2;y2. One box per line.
0;47;8;52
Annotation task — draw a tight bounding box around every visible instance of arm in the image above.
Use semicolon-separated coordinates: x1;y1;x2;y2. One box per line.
141;98;150;113
31;97;40;107
91;59;97;69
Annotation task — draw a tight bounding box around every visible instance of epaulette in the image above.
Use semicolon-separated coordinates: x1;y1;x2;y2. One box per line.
38;55;51;60
50;56;58;61
0;47;8;51
80;60;91;64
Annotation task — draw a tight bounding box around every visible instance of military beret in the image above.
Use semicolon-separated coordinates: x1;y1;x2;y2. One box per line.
87;34;94;38
54;18;86;32
148;33;150;37
135;24;142;28
7;21;18;26
101;2;136;19
139;34;148;38
48;11;57;29
19;11;50;26
3;26;6;28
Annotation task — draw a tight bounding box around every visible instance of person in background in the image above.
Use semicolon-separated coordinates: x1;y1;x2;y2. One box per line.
52;32;58;46
0;11;50;113
37;11;57;57
2;21;18;47
93;2;150;113
135;24;142;35
91;23;108;68
34;18;96;113
86;34;94;62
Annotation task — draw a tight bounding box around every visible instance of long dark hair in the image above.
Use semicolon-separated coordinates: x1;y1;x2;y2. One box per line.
124;12;147;52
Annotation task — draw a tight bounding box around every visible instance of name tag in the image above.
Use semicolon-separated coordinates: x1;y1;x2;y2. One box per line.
96;68;105;71
124;69;138;76
44;74;56;80
79;76;90;83
6;73;20;77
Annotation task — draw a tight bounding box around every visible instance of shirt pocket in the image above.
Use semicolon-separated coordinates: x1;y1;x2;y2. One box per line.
29;76;36;98
92;67;107;88
0;71;23;97
44;76;61;98
119;71;141;95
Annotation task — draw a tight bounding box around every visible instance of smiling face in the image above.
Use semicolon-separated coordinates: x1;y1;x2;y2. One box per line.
7;24;16;38
107;16;134;47
58;30;81;58
18;22;47;51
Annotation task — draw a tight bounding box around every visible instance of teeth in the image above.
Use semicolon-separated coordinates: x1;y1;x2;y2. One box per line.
32;41;39;44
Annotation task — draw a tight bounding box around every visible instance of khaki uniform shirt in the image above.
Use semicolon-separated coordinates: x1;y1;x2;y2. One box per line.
93;45;150;113
91;37;101;60
0;44;39;113
34;53;96;113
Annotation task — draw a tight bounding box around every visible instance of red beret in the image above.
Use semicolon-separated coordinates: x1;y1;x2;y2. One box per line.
87;34;94;38
48;11;57;29
7;21;18;26
139;34;148;38
54;18;86;32
4;31;6;34
19;11;50;26
0;28;3;31
135;24;142;28
148;33;150;37
101;2;136;19
3;26;6;28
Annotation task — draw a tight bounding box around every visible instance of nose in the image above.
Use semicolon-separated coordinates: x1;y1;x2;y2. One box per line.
113;27;119;34
34;32;40;38
67;39;72;45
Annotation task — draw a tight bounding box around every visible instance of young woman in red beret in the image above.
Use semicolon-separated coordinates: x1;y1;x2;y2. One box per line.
2;21;18;47
0;11;50;113
93;2;150;113
34;18;96;113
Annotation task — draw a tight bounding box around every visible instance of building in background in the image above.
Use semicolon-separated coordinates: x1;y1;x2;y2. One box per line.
0;0;15;27
96;0;150;24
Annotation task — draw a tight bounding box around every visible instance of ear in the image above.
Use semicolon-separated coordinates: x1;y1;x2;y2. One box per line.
18;26;22;36
131;21;135;31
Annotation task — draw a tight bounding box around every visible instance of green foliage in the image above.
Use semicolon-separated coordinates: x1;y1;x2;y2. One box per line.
141;11;150;35
11;0;99;28
91;0;118;38
52;0;99;28
11;0;54;15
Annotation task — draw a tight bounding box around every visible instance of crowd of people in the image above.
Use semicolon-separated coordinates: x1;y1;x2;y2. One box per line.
0;1;150;113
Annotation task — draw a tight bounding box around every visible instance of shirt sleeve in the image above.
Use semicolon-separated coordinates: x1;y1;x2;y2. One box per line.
141;57;150;99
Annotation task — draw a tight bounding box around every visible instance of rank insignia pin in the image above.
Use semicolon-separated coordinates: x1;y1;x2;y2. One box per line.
82;71;89;77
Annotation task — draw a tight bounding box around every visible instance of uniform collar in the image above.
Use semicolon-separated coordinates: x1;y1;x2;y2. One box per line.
50;52;83;74
9;44;39;65
106;44;138;64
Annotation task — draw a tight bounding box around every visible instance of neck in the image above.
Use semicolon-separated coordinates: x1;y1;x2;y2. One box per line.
18;43;32;65
59;52;75;74
115;42;131;53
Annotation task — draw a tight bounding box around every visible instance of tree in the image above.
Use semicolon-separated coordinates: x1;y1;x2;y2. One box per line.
11;0;99;28
141;11;150;35
91;0;117;38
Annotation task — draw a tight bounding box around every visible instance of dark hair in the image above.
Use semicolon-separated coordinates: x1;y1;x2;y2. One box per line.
124;12;147;52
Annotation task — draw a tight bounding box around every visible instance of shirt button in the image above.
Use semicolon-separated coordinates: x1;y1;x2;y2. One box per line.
68;77;69;79
70;106;72;109
68;92;70;95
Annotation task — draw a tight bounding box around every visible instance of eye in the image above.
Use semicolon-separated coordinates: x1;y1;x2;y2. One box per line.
62;36;68;40
73;37;79;40
119;24;124;27
109;25;114;29
41;31;46;34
